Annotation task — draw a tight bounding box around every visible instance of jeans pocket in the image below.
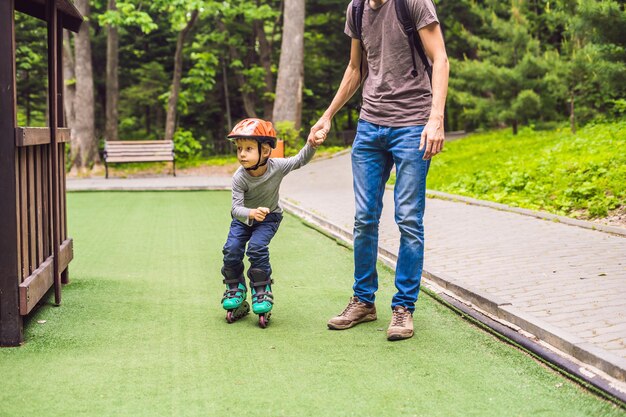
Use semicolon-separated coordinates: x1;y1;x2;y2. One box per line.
272;218;282;233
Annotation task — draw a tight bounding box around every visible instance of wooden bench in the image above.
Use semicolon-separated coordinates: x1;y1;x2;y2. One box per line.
104;140;176;178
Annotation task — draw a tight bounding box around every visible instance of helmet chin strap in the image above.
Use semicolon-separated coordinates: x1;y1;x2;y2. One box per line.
245;141;269;171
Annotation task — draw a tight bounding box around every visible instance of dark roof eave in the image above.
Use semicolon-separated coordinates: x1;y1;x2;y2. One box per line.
15;0;83;33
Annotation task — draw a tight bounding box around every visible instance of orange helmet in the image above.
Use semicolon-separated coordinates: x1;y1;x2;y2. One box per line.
227;118;277;149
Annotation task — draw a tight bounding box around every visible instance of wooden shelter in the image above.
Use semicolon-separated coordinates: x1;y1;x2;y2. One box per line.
0;0;82;346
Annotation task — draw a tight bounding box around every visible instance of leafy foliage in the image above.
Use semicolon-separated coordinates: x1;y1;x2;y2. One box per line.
274;120;302;156
13;0;625;161
173;128;203;160
442;0;625;132
420;121;626;219
15;13;48;127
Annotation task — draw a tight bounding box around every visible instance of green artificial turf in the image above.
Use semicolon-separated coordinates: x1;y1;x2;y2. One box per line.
0;192;622;417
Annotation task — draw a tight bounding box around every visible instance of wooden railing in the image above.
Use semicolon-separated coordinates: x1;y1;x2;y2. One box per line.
15;128;73;316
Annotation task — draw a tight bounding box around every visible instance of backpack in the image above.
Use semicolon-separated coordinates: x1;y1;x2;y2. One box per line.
352;0;433;83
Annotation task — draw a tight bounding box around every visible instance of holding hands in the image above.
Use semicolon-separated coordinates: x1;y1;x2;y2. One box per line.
250;207;270;222
308;116;331;148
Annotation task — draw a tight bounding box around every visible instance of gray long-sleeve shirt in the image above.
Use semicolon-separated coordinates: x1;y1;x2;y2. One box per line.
231;143;316;224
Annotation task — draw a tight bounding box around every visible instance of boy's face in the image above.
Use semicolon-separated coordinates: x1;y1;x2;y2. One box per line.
235;139;270;169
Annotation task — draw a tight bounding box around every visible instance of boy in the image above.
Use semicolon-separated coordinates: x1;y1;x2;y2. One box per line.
220;118;323;328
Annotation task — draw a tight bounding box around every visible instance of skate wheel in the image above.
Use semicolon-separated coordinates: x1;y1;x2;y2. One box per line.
259;314;268;328
226;311;234;323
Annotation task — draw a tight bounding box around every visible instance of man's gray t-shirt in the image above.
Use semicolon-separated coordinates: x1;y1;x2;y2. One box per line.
345;0;439;126
231;143;316;225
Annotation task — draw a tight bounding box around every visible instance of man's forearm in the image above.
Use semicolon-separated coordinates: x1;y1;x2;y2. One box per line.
429;56;449;122
322;64;362;120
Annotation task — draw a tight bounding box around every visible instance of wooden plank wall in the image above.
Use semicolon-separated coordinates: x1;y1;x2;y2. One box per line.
1;2;75;346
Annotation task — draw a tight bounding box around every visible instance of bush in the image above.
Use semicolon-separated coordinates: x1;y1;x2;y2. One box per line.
174;129;202;161
274;121;303;156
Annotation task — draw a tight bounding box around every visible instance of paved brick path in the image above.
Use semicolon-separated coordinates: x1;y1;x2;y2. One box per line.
280;151;626;383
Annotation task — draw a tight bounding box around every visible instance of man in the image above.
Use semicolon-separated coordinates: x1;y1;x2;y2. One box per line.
307;0;448;341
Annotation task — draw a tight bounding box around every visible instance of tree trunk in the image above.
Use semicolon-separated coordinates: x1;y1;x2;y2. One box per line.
254;20;274;119
105;0;119;141
62;30;78;165
222;57;232;131
25;71;31;126
273;0;305;129
570;93;576;134
164;10;199;143
146;106;151;135
73;0;99;168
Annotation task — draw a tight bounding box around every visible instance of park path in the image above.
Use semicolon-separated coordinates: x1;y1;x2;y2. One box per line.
280;151;626;385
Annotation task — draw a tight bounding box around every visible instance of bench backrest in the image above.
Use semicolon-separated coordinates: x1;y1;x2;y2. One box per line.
104;140;175;162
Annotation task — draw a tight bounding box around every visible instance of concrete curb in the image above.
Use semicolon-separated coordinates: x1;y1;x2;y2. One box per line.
280;197;626;384
424;189;626;237
66;177;231;192
312;148;352;162
67;185;230;192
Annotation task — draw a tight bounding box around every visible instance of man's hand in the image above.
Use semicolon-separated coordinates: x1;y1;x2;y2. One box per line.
308;116;331;147
250;207;270;222
419;116;445;160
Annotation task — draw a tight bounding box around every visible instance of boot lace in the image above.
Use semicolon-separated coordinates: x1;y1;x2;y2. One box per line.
340;298;359;317
391;308;408;326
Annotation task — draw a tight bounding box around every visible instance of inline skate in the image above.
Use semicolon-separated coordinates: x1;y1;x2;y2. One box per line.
248;268;274;328
221;265;250;323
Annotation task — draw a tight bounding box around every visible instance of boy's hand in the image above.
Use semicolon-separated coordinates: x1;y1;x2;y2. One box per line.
311;130;326;148
250;207;270;222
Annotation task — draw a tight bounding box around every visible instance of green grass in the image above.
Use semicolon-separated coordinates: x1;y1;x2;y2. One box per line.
0;192;623;416
394;121;625;219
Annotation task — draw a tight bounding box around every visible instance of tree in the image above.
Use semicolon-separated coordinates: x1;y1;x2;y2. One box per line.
560;0;626;131
302;0;355;137
99;0;159;141
446;0;550;133
72;0;99;169
273;0;305;129
105;0;119;141
213;1;280;121
164;9;200;142
62;30;77;134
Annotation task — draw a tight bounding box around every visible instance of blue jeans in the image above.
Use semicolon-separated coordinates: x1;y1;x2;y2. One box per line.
222;213;282;276
351;119;430;312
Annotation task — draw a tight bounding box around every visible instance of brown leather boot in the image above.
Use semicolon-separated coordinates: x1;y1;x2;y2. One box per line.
387;306;414;341
327;297;377;330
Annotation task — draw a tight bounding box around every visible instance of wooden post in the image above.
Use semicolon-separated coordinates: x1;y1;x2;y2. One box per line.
57;13;70;285
47;0;61;305
0;0;23;346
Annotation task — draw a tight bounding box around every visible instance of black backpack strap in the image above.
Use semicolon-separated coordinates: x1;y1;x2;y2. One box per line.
394;0;432;82
352;0;366;41
352;0;367;95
